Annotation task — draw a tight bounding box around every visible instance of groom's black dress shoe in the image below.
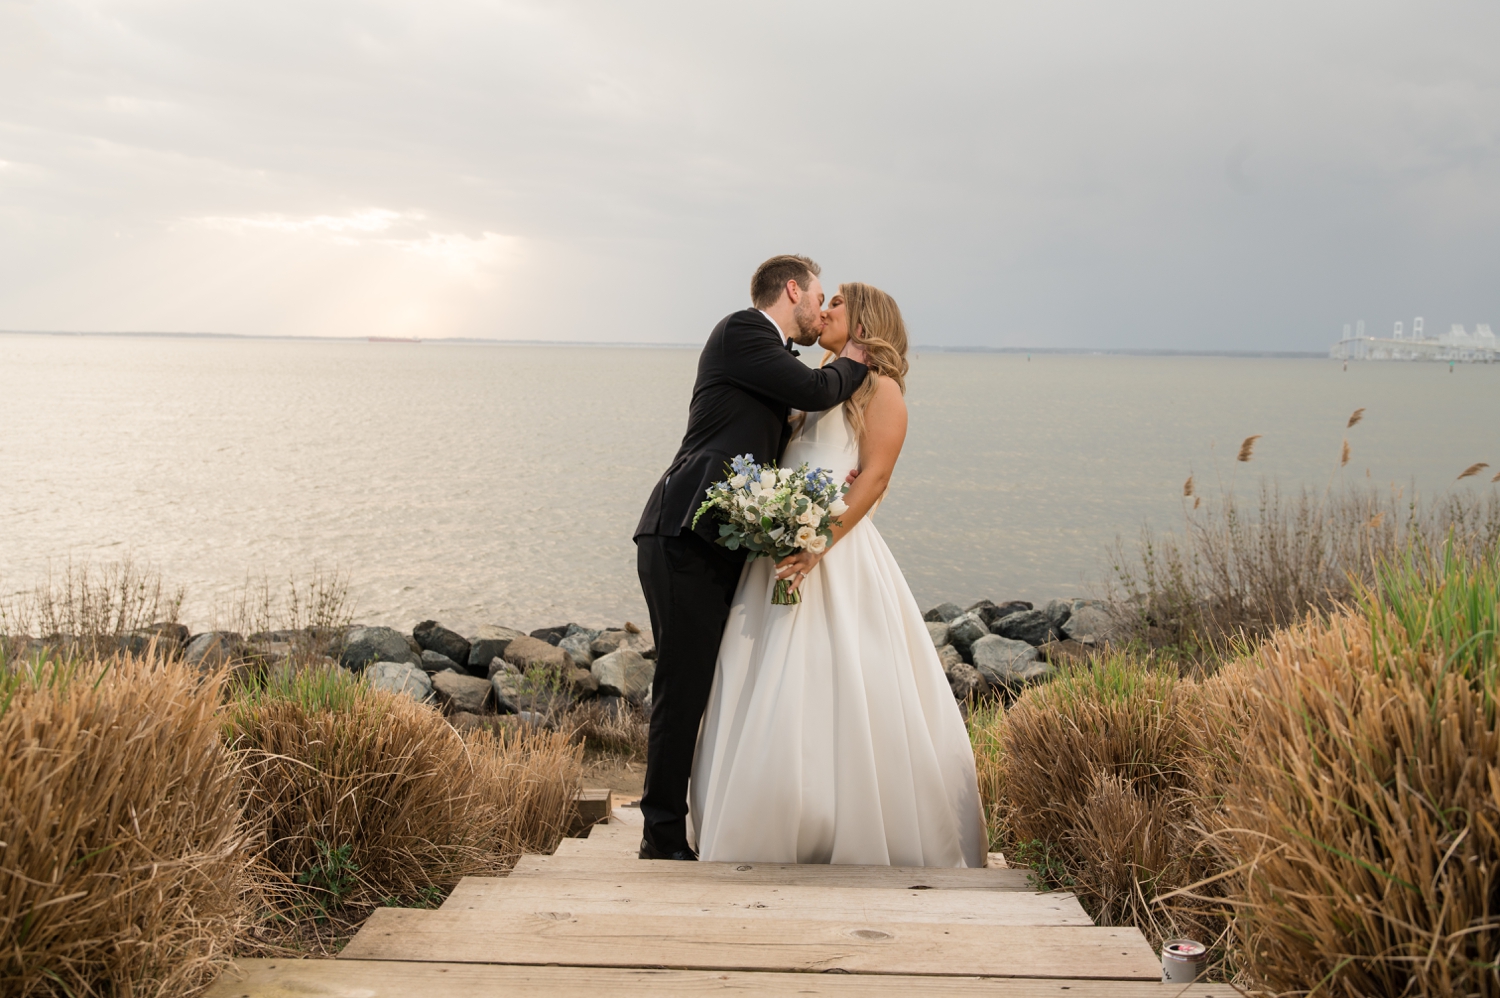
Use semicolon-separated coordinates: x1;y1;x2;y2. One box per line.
638;838;698;861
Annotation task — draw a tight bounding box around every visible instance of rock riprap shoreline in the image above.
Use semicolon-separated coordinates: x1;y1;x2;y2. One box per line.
2;596;1120;726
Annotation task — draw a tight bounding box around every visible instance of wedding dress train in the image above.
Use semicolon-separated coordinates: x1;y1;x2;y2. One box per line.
689;405;987;867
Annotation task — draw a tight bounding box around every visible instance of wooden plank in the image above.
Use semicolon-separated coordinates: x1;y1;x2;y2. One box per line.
588;820;636;837
553;835;639;858
442;875;1091;925
339;908;1161;980
205;959;1240;998
510;853;1034;890
567;787;613;835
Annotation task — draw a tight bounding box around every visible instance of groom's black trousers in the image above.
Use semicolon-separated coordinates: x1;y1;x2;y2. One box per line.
635;530;746;855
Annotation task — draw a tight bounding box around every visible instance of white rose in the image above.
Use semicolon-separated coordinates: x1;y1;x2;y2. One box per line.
730;474;747;489
828;499;848;517
759;472;777;490
796;508;816;526
806;533;828;554
794;525;816;548
808;504;825;521
778;468;793;485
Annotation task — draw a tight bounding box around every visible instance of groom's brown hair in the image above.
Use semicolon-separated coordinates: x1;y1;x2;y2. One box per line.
750;254;821;309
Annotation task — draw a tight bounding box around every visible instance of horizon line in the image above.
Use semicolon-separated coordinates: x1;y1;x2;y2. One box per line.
0;328;1329;360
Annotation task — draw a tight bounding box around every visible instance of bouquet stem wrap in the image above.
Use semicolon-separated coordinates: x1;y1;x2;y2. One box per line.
772;578;802;606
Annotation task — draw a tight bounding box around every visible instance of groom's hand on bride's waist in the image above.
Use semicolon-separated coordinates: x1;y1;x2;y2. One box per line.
845;468;860;486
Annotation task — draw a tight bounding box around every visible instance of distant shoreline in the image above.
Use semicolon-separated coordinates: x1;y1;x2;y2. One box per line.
0;328;1328;359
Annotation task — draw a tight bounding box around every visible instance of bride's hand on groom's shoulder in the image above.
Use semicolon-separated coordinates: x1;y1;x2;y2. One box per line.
838;339;868;365
775;550;824;596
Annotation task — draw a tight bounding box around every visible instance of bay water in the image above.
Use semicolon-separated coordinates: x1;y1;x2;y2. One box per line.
2;333;1496;634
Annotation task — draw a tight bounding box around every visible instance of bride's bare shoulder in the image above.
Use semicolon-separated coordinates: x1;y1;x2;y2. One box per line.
869;373;906;407
865;373;908;428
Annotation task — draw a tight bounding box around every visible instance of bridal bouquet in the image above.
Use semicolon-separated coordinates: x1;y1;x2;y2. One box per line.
693;454;849;605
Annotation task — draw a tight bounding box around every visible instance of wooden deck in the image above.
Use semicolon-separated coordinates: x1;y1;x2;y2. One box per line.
205;798;1236;997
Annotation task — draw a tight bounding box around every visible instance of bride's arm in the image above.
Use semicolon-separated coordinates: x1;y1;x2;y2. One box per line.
776;376;907;594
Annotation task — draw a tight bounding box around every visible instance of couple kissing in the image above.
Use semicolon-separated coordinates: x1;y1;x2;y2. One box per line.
633;253;985;868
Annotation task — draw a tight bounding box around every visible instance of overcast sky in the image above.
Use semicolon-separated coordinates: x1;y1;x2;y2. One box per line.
2;1;1498;350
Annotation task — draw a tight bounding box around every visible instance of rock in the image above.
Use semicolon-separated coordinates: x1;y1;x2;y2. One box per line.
1062;601;1120;645
970;634;1051;687
591;629;655;660
303;626;348;658
432;671;492;714
503;634;573;674
937;644;964;675
366;660;434;702
185;631;246;670
568;666;600;698
247;640;298;669
925;621;951;648
467;624;526;672
487;656;522;680
947;661;989;700
340;626;420;672
1039;639;1095;668
122;621;190;656
964;599;999;623
923;602;964;623
529;625;573;646
559;630;598;668
420;649;461;674
592;649;654;704
1042;599;1074;631
946;613;990;660
970;600;1033;628
990;609;1058;646
490;672;524;714
150;621;192;647
248;628;304;645
413;621;472;671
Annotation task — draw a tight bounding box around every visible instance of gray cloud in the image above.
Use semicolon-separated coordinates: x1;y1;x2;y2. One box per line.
2;0;1498;349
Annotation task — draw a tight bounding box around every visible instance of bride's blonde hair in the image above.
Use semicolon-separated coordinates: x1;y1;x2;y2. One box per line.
826;282;909;441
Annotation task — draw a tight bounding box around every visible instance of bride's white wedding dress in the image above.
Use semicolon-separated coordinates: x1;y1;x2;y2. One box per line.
689;405;987;867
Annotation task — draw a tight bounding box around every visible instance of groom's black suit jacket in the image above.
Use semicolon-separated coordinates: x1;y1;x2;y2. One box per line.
635;309;868;545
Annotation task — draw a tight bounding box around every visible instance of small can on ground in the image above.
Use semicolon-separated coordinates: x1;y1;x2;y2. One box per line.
1161;939;1207;983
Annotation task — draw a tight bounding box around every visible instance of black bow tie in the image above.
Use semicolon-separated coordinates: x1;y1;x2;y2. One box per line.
785;339;799;357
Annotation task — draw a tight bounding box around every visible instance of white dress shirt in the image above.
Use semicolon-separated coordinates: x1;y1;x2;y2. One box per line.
757;309;788;345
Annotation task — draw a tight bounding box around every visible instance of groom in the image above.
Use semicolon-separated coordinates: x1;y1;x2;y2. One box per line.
633;254;869;860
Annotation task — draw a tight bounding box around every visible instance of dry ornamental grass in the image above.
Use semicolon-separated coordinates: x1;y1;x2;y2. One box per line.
975;542;1500;994
0;654;246;998
229;666;582;949
977;656;1227;954
1195;551;1500;996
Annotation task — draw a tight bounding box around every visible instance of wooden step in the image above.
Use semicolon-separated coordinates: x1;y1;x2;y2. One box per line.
586;819;637;838
553;835;640;858
339;908;1162;979
204;959;1237;997
510;853;1034;890
442;875;1090;925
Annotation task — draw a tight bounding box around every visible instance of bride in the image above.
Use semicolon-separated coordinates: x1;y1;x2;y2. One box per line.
689;282;987;867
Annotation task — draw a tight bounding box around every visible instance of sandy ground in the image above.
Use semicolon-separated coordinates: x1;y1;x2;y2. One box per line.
582;755;646;798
